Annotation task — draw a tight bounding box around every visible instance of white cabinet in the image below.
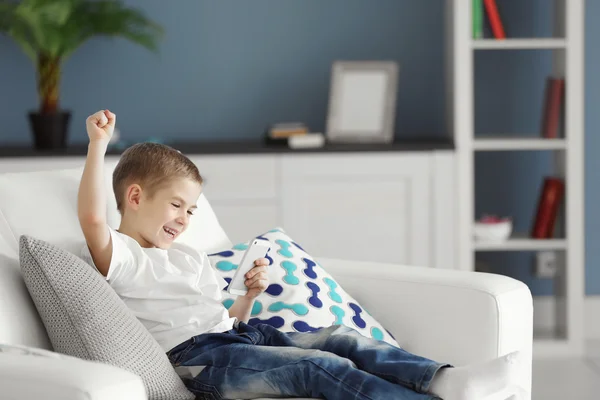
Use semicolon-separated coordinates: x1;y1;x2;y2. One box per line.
187;155;281;243
0;149;455;269
188;155;279;201
211;201;280;245
198;150;456;269
281;153;431;266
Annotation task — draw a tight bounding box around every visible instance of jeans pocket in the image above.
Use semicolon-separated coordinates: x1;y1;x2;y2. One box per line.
167;337;196;366
187;381;222;399
226;329;259;345
237;332;259;344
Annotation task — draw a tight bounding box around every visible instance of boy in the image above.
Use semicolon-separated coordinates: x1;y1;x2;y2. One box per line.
78;110;525;400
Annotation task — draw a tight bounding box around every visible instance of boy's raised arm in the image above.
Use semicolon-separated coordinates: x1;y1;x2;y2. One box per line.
77;110;116;277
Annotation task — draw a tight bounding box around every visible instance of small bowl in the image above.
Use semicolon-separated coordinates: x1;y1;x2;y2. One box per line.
473;220;512;242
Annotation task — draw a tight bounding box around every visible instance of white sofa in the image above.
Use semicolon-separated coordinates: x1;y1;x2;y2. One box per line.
0;165;533;400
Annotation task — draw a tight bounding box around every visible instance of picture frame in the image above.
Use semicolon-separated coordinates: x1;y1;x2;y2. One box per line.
325;61;399;143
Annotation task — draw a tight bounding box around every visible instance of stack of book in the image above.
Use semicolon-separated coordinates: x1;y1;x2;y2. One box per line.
264;123;325;149
266;123;309;140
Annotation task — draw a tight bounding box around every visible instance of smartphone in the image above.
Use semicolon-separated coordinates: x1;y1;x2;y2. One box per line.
227;238;271;296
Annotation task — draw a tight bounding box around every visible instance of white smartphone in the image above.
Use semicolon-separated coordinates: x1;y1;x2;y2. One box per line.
227;238;271;296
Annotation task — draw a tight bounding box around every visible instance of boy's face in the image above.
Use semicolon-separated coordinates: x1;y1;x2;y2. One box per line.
135;178;202;249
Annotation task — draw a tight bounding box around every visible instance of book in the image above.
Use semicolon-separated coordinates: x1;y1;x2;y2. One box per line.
483;0;506;39
288;133;326;149
531;177;565;239
540;77;565;138
473;0;484;39
267;122;309;139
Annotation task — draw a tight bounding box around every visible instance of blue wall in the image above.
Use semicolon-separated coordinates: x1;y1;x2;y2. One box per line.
0;0;444;144
585;1;600;296
0;1;597;294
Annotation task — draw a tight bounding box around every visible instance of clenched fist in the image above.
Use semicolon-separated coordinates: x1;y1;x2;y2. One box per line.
86;110;116;144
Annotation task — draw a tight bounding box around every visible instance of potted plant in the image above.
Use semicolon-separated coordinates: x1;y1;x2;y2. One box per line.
0;0;163;149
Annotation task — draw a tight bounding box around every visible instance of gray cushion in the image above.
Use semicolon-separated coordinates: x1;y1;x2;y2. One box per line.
19;235;194;400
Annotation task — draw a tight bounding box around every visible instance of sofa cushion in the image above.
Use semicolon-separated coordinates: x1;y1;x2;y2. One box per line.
0;343;147;400
0;166;231;350
209;228;400;347
0;166;232;256
19;235;195;400
0;167;89;351
0;167;93;257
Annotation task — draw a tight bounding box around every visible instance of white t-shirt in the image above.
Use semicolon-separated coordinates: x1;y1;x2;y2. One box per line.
80;227;236;352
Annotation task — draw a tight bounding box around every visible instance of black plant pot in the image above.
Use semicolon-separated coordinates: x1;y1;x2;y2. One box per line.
28;111;71;149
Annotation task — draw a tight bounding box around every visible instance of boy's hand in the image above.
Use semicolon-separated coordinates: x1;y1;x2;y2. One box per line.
244;258;270;299
86;109;116;144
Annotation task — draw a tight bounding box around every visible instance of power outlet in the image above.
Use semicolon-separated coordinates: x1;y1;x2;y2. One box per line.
535;251;557;278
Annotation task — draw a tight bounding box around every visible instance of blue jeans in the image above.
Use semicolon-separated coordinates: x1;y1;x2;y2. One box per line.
167;321;449;399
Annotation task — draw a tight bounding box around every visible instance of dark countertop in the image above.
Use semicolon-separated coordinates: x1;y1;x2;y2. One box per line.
0;137;454;158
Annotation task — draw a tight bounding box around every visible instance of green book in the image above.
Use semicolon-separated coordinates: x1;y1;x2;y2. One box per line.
472;0;483;39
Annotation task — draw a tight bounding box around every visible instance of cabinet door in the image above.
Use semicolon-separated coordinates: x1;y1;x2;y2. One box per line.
211;202;280;245
188;155;281;245
281;153;431;266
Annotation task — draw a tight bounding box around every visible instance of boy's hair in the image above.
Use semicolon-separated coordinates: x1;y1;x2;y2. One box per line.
113;142;203;214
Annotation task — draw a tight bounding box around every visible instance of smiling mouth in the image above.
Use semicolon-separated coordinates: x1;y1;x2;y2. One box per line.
163;226;179;239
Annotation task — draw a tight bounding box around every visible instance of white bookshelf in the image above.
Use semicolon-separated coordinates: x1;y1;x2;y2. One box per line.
447;0;585;358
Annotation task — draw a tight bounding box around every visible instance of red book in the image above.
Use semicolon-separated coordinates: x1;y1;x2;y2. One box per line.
531;177;565;239
540;77;565;138
484;0;506;39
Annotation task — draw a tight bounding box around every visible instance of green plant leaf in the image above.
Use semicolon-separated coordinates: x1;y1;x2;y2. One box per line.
31;0;76;26
0;1;37;60
2;0;163;59
84;1;160;54
0;2;17;33
0;0;164;109
13;1;49;52
8;29;37;61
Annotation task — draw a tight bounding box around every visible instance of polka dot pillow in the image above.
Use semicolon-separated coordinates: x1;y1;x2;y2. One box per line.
208;228;400;347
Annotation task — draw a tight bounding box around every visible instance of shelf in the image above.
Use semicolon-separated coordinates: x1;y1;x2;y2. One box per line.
0;138;455;158
474;235;567;252
472;38;567;50
454;0;585;359
473;137;567;151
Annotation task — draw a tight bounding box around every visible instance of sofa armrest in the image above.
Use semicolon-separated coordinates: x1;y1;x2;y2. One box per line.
319;257;533;395
0;352;146;400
